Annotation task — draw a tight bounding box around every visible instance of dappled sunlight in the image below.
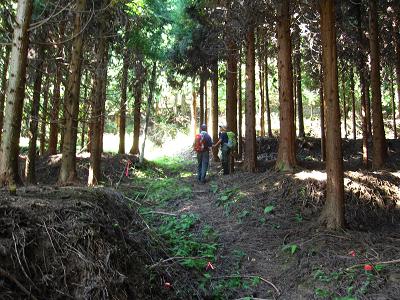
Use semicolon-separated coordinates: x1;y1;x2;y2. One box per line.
294;170;327;181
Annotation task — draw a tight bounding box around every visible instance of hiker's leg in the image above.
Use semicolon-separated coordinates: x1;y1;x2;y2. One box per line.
221;147;229;175
201;152;209;182
197;153;202;181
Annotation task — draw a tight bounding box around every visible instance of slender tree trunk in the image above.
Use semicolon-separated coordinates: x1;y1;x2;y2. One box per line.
350;67;356;140
59;0;87;184
204;80;208;126
294;26;305;138
119;31;129;154
0;0;33;186
341;68;347;138
394;3;400;120
191;78;197;135
258;32;265;137
369;0;387;169
0;47;10;146
319;0;345;230
199;74;205;126
80;71;89;150
26;43;45;184
140;62;157;164
211;60;220;162
226;38;238;134
88;25;108;186
366;79;372;138
238;52;244;159
319;66;326;162
357;3;369;166
130;55;145;155
265;48;272;137
244;27;257;172
391;69;397;139
99;52;108;154
276;0;297;171
40;75;50;156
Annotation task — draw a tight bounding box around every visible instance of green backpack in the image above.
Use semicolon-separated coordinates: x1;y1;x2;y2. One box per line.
226;131;237;149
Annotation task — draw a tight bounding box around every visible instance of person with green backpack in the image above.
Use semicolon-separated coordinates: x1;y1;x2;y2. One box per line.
213;124;237;175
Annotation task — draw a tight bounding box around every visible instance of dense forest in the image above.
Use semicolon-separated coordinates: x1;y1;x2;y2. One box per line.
1;0;400;299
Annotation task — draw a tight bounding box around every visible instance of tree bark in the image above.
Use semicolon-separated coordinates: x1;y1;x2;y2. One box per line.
204;80;208;127
319;0;345;230
0;47;10;146
80;71;89;150
26;43;45;184
369;0;387;169
119;26;130;154
319;66;326;162
40;75;50;155
390;69;397;139
238;51;244;159
258;32;265;137
276;0;297;171
357;3;369;166
130;55;145;155
244;27;257;173
59;0;87;184
341;68;347;139
199;74;205;126
191;78;197;135
0;0;33;186
294;25;305;138
394;3;400;120
265;48;272;137
211;60;220;162
226;38;238;134
88;23;108;186
140;62;157;164
350;67;356;140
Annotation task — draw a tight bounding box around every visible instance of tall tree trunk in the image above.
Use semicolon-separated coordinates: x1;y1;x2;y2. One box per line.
319;66;326;162
99;52;108;154
26;43;45;184
59;0;87;184
40;75;50;156
0;0;33;186
0;46;11;146
48;23;65;155
226;38;238;134
350;67;356;140
140;62;157;164
391;69;397;139
276;0;297;171
199;74;205;126
294;25;305;138
191;78;197;135
319;0;345;230
394;3;400;120
80;71;89;150
119;27;130;154
265;48;272;137
244;27;257;172
130;55;144;155
366;79;372;138
211;60;220;162
369;0;387;169
88;24;108;186
238;52;244;159
258;32;265;137
341;68;347;138
204;80;208;126
357;3;369;166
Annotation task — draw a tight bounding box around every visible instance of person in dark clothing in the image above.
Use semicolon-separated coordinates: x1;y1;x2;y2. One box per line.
195;124;213;183
213;125;230;175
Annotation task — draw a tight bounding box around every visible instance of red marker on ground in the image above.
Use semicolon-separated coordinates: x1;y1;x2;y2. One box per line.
206;261;215;271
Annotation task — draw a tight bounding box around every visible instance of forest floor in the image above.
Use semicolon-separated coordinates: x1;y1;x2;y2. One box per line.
1;138;400;299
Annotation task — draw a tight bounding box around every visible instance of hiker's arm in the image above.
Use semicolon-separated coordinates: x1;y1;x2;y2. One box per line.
213;139;221;148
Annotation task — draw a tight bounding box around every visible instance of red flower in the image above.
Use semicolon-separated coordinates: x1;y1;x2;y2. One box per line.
164;282;172;289
364;264;373;271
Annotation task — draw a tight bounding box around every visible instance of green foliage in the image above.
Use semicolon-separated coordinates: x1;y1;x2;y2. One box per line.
263;205;275;214
282;244;299;255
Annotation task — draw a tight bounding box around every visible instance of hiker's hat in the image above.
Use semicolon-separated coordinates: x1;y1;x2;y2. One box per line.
219;124;227;130
200;124;207;131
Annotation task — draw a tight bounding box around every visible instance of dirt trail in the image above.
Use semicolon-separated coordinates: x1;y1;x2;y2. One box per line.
162;158;400;299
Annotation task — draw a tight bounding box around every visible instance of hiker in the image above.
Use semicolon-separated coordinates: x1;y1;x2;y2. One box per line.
213;125;231;175
193;124;213;183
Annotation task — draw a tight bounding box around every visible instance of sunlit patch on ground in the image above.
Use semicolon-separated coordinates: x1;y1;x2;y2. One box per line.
294;170;327;181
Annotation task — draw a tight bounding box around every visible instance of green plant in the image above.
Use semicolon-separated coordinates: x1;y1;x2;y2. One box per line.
209;182;218;194
263;205;275;214
282;244;299;255
315;287;331;298
238;210;250;223
295;212;303;222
